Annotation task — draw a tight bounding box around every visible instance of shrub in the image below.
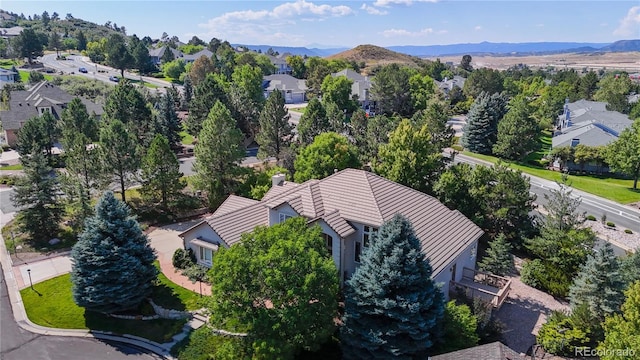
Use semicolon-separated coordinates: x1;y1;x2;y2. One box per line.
172;248;196;270
586;215;596;221
520;259;544;288
606;222;616;228
539;158;550;168
537;309;591;356
521;259;570;297
625;229;633;234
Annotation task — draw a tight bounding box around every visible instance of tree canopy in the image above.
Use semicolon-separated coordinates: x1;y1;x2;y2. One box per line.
294;132;360;182
256;89;293;162
606;119;640;189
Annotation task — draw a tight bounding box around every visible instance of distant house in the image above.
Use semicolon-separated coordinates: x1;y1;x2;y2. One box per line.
267;54;292;75
0;68;17;88
263;74;307;104
331;69;373;111
431;341;525;360
0;81;103;146
148;46;184;66
179;169;498;303
551;99;633;172
182;49;214;64
0;26;23;39
436;76;466;95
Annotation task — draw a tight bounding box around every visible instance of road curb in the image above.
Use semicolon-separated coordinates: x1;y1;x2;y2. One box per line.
0;225;176;360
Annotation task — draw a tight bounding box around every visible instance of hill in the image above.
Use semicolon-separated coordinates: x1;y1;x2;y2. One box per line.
231;44;347;57
386;41;612;57
327;44;425;68
600;39;640;52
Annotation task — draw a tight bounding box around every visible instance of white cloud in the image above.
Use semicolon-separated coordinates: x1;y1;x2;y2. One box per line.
195;0;354;45
380;27;435;38
536;23;545;28
373;0;438;8
361;3;388;15
614;6;640;36
474;25;482;31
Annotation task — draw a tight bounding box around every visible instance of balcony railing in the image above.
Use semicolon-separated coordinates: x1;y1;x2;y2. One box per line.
449;267;511;309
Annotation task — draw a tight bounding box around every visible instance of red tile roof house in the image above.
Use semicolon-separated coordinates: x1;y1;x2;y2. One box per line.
179;169;506;302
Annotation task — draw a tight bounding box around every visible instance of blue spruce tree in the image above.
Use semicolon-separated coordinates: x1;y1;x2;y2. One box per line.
71;191;157;313
461;92;508;154
341;214;445;359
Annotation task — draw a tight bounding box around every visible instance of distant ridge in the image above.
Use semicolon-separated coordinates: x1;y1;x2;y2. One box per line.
231;44;348;57
327;44;422;65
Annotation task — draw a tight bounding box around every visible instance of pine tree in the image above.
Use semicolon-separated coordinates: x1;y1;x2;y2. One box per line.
140;134;185;207
156;92;182;149
103;81;154;147
569;243;626;321
297;98;330;145
341;214;445;359
182;74;193;110
478;233;514;276
71;191;157;313
256;89;292;162
11;151;62;243
185;74;228;136
99;119;141;203
76;30;87;51
461;92;508;154
193;101;245;208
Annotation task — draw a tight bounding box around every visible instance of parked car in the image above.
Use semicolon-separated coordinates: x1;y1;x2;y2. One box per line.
109;76;119;82
78;67;88;73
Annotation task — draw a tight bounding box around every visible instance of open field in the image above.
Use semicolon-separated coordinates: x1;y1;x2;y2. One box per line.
428;52;640;72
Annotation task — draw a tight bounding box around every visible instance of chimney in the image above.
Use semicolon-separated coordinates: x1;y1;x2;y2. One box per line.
272;173;285;187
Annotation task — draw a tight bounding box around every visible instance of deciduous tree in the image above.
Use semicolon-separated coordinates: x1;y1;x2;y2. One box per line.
599;281;640;358
71;191;157;313
209;217;339;359
493;95;539;160
321;75;355;113
294;132;360;182
341;214;445;359
188;55;216;87
606;119;640;189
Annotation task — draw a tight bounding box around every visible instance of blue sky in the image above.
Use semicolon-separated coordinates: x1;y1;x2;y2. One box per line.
3;1;639;47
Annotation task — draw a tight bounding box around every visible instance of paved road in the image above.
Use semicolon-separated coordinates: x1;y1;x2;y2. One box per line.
455;153;640;233
0;264;163;360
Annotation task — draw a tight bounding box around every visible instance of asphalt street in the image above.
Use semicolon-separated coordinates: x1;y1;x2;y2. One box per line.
0;265;163;360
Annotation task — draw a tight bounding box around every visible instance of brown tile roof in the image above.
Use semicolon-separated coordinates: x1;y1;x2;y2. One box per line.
213;195;260;217
431;342;525;360
185;169;483;276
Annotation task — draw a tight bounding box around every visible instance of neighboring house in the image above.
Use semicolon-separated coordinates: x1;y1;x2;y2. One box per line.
0;68;17;88
148;46;184;66
331;69;373;112
180;169;489;301
551;99;633;172
430;341;525;360
182;49;214;64
0;81;103;146
0;26;23;39
436;76;466;95
262;74;307;104
267;54;292;75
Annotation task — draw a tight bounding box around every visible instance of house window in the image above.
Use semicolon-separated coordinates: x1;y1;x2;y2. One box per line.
355;241;362;263
322;233;333;255
363;226;378;248
279;213;293;223
199;247;212;263
38;107;51;115
470;245;477;260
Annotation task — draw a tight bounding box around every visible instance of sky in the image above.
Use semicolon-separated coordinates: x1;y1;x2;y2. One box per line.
2;1;639;48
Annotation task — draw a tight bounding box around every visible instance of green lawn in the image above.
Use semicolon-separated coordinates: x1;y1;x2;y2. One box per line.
17;70;54;83
0;164;23;170
127;78;159;89
288;106;306;114
20;271;201;343
463;152;640;204
180;130;194;145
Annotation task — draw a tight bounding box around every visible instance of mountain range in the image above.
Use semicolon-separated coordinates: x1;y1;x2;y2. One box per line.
235;39;640;58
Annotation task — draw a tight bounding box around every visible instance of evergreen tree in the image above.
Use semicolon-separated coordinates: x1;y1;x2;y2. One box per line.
71;191;157;313
461;92;508;154
16;112;58;161
412;100;455;151
341;214;445;359
103;80;154;147
600;281;640;359
297;98;330;145
11;151;62;243
76;30;87;51
325;101;346;133
140;134;185;207
569;243;626;321
105;33;133;77
155;92;182;149
256;89;292;162
182;74;193;110
541;174;585;232
161;46;174;64
99;119;141;203
433;301;479;354
185;74;228;136
193;101;245;208
493;95;539;160
130;35;154;74
620;250;640;288
478;233;514;276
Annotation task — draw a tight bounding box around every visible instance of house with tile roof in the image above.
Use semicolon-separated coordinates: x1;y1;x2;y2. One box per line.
148;46;184;66
180;168;490;299
0;81;103;146
430;341;525;360
263;74;307;104
266;54;292;75
182;49;214;64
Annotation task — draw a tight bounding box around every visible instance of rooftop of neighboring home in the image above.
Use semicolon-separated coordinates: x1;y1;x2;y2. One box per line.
181;168;483;277
0;26;23;38
436;76;466;92
183;49;214;62
0;81;104;131
332;69;371;101
553;99;633;148
0;68;17;77
263;74;307;93
430;341;525;360
148;46;183;59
